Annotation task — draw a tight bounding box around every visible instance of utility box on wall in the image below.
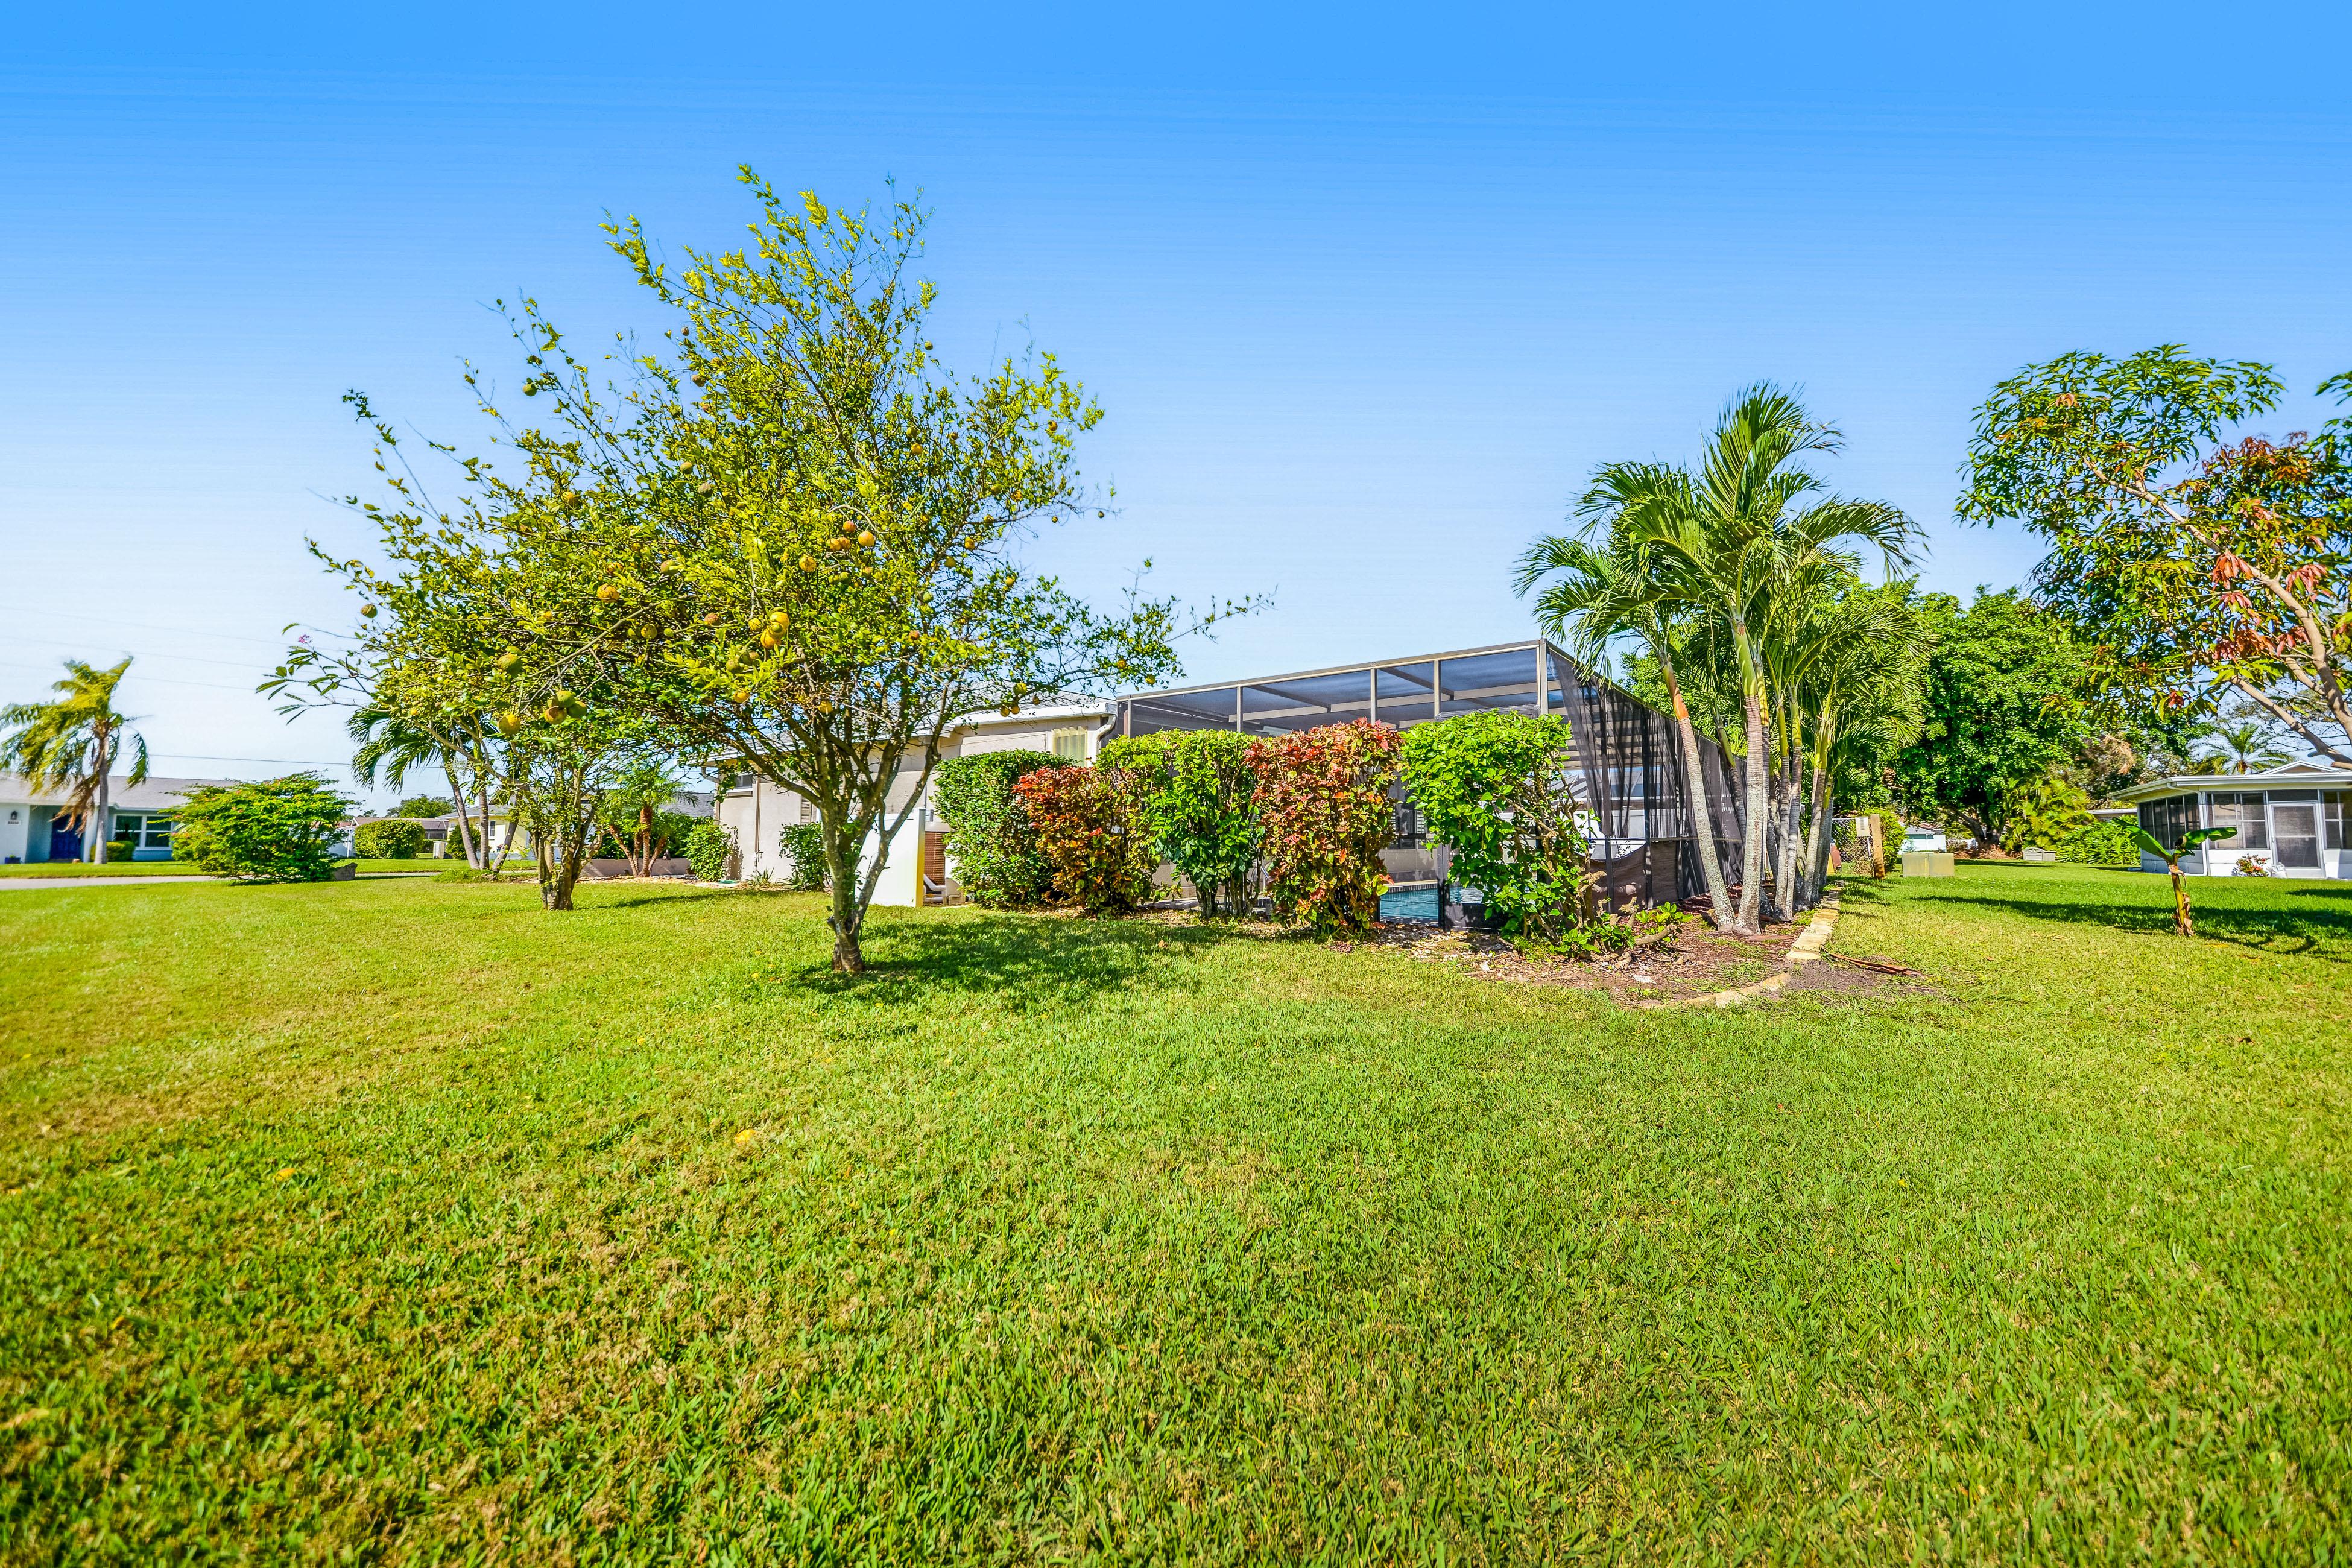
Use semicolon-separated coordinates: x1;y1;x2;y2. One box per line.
1901;851;1955;878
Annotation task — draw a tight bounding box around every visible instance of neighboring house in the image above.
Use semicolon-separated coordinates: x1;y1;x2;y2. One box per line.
2113;766;2351;877
0;784;423;865
0;773;239;863
715;702;1110;901
1900;824;1949;855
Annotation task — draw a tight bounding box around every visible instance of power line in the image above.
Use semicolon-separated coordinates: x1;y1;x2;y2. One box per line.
0;632;278;674
0;658;259;694
0;602;326;651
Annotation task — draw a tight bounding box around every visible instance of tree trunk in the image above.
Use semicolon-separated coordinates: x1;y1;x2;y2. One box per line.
443;760;481;868
1800;765;1833;911
1736;686;1770;935
89;726;113;865
1660;658;1737;932
822;813;868;974
634;803;653;877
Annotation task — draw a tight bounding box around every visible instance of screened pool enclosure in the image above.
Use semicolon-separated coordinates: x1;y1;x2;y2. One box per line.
1113;639;1748;913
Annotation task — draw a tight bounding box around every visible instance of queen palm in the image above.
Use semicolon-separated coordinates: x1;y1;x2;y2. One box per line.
1;657;150;864
1527;387;1918;932
348;704;492;868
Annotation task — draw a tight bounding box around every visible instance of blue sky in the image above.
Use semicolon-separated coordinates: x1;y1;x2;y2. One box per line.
5;4;2350;802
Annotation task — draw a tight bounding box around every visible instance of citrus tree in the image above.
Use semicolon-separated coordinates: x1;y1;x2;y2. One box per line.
475;172;1247;970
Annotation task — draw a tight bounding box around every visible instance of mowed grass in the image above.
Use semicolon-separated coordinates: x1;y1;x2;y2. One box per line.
1;865;2347;1563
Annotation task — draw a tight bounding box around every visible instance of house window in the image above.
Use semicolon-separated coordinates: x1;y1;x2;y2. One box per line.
2326;794;2345;851
2140;794;2198;850
2210;793;2269;850
1051;729;1088;762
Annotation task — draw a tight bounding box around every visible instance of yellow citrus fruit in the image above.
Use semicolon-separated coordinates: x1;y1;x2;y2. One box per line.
800;555;817;571
857;530;875;546
596;584;619;601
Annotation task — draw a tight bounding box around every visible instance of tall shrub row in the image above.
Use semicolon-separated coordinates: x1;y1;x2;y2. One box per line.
1398;711;1589;943
1247;719;1402;936
1099;729;1262;917
932;751;1067;908
1013;763;1157;913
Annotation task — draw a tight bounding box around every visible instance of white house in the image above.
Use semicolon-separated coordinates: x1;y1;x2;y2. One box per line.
0;773;238;864
713;702;1108;903
2112;765;2350;877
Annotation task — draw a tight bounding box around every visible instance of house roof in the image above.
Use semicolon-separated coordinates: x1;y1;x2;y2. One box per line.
0;773;240;811
2110;764;2350;804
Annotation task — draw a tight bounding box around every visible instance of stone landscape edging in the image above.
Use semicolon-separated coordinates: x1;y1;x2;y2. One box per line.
1633;889;1841;1010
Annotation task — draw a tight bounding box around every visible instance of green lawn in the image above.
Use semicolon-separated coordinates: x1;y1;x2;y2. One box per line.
0;859;444;879
2;864;2347;1562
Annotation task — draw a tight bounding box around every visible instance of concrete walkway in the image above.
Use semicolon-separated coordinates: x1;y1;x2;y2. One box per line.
0;872;438;891
0;874;224;890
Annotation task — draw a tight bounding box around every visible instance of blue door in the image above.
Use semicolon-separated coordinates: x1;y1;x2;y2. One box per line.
48;820;83;861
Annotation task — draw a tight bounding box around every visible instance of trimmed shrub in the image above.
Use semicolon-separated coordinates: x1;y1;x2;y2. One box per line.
777;821;828;890
1099;729;1261;917
933;750;1067;908
1400;711;1590;945
1013;764;1155;914
170;773;355;883
355;818;428;859
681;819;737;882
2056;818;2139;866
1247;719;1401;937
102;839;135;864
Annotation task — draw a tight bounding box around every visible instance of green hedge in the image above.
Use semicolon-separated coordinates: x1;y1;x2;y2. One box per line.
354;819;428;859
932;751;1067;908
777;822;828;890
681;820;737;882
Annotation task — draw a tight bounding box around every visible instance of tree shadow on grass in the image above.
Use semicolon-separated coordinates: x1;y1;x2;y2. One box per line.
1920;893;2352;961
792;910;1282;1013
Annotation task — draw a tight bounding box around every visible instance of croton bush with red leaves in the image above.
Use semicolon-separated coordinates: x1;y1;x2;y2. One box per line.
1011;764;1157;914
1246;718;1402;935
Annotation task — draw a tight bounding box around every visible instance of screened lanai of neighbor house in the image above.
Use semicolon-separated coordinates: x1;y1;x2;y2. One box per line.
1114;639;1747;909
2115;766;2351;878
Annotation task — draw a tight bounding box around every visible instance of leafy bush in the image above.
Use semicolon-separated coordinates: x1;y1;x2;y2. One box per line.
2055;818;2139;866
1013;764;1156;914
2232;852;2274;877
934;751;1067;908
1247;719;1401;937
1400;711;1590;944
354;818;428;859
393;794;455;818
681;819;737;882
170;773;355;883
777;821;828;890
1099;729;1261;917
103;839;134;864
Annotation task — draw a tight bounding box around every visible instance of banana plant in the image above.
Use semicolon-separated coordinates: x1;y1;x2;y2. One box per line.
2130;825;2238;937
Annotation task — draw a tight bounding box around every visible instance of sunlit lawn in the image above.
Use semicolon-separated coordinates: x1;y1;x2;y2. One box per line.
2;864;2347;1562
0;860;438;879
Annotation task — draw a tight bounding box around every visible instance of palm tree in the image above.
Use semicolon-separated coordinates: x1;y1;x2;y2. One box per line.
1517;485;1739;930
1;658;150;864
348;705;488;868
605;759;683;875
1546;387;1918;932
2199;720;2293;774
